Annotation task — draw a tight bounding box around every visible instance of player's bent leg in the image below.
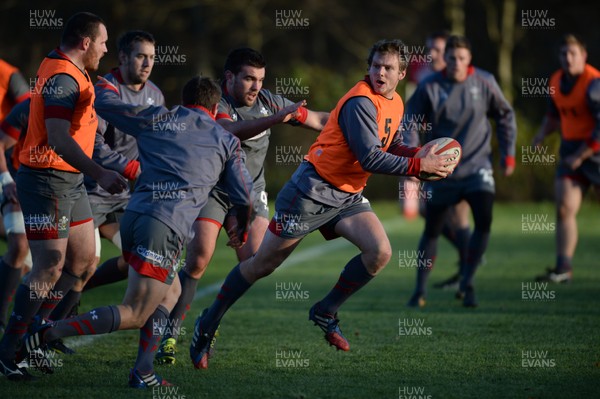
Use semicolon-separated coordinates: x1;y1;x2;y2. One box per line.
334;211;391;275
240;230;303;282
156;220;221;366
190;231;303;369
234;215;269;261
308;211;388;351
183;219;221;280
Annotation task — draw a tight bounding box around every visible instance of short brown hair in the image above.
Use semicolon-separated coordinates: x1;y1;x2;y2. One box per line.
367;39;408;73
445;35;472;53
181;76;222;108
560;34;586;51
61;12;105;48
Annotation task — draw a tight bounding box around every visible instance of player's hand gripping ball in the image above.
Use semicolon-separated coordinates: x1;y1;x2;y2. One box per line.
415;137;462;181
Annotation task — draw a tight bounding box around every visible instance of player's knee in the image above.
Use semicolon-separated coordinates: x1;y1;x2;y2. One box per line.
364;242;392;273
183;256;209;279
557;202;577;220
34;249;64;270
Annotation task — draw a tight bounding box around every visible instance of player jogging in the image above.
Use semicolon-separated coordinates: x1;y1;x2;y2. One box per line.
533;34;600;283
404;35;517;308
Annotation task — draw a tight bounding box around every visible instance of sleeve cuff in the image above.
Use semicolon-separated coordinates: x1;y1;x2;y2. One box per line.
294;106;308;124
406;157;421;176
586;138;600;153
122;160;140;180
504;155;516;168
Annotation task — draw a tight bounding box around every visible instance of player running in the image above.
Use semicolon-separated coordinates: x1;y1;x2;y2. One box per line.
404;35;517;308
18;76;254;388
533;34;600;283
155;47;329;365
187;39;455;370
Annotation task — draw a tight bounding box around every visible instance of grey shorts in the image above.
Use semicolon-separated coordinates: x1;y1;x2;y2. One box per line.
120;211;183;285
88;196;127;228
17;166;93;240
426;168;496;207
268;180;373;240
196;186;269;226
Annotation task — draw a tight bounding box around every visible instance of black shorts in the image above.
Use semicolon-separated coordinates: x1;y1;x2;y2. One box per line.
557;139;600;186
426;169;495;207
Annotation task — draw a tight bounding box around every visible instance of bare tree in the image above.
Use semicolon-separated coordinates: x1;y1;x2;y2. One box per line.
482;0;520;103
444;0;465;35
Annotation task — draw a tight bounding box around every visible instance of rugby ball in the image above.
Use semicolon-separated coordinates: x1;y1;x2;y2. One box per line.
414;137;462;181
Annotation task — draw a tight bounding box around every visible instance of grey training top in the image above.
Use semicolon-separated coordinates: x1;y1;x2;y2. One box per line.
404;67;517;179
94;83;253;242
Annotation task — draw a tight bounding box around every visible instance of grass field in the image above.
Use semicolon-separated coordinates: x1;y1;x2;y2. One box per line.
0;201;599;399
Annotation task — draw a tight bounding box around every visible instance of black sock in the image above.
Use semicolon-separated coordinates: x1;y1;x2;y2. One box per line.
166;270;198;340
319;255;374;315
415;234;437;295
83;257;127;291
460;230;490;290
454;227;471;269
49;290;82;321
556;255;572;272
203;264;251;333
0;284;43;359
37;271;79;320
0;259;22;327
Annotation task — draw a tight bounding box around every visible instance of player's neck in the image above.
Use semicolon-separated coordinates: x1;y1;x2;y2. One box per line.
118;66;144;91
59;46;85;72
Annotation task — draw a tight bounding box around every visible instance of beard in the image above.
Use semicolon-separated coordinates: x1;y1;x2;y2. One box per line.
83;53;100;72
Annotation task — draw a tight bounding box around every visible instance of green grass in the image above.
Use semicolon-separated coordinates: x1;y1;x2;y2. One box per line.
1;202;599;398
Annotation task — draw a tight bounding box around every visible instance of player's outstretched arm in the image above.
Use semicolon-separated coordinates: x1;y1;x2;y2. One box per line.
299;109;330;131
94;76;165;139
218;100;307;141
